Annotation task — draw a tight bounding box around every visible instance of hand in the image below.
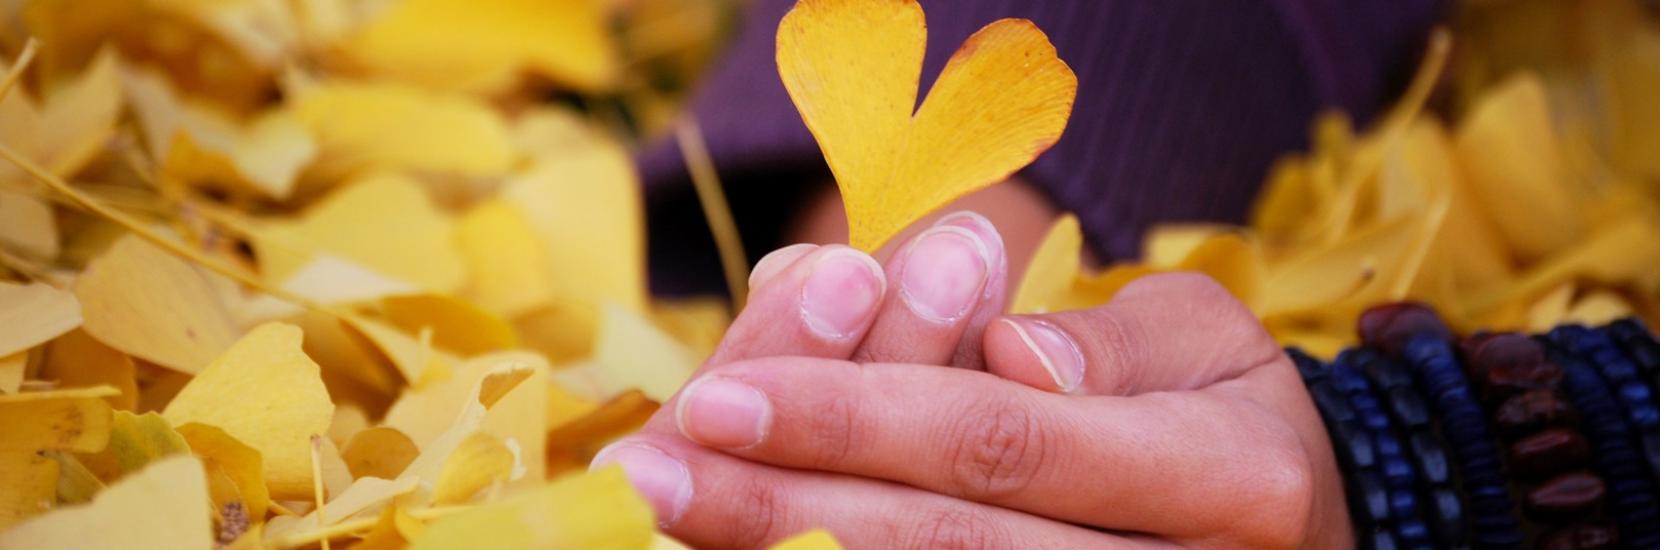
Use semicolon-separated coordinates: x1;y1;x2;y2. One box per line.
596;213;1350;548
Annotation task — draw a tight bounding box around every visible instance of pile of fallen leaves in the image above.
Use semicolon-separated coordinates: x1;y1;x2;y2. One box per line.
1013;0;1660;359
0;0;782;548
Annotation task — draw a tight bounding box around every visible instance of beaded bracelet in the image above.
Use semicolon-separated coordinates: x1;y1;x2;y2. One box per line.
1294;349;1433;549
1541;330;1660;547
1353;348;1466;548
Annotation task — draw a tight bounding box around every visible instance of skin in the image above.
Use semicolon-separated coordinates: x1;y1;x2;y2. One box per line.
595;189;1352;549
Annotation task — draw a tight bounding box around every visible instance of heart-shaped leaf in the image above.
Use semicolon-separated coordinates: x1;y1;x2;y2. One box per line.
777;0;1077;251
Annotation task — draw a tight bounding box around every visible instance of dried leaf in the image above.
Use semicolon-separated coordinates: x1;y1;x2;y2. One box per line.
502;144;649;313
551;303;695;402
379;293;519;356
177;422;270;521
254;173;465;293
430;432;515;506
124;67;314;200
384;353;548;488
346;0;618;92
1455;73;1584;260
290;82;516;181
407;466;654;550
0;386;116;452
74;234;242;374
77;411;190;481
456;198;558;317
777;0;1077;250
0;351;23;394
0;281;81;357
341;427;418;480
0;455;213;550
0;188;58;260
0;450;59;529
162;323;334;498
41;328;139;410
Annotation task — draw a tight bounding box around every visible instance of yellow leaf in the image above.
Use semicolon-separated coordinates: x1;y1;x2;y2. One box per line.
379;293;520;356
177;422;270;522
384;353;548;488
1262;211;1442;317
255;173;466;293
1565;291;1634;326
1390;119;1513;289
546;390;657;474
0;352;21;394
0;450;59;529
0;188;58;260
346;0;618;92
1009;215;1123;314
0;454;213;550
1526;284;1575;334
290;81;516;181
342;313;460;384
124;67;314;200
0;281;81;357
650;298;733;362
266;476;419;544
503;144;649;313
73;234;242;374
1175;233;1267;311
341;427;419;481
47;450;105;505
770;529;844;550
162;323;334;499
456;198;559;317
431;432;515;506
0;386;116;452
777;0;1077;250
408;467;655;550
77;411;189;481
552;303;696;402
545;383;601;431
1143;224;1233;268
394;362;536;496
1455;72;1585;260
41;329;139;410
1473;215;1660;314
0;46;121;188
327;404;371;448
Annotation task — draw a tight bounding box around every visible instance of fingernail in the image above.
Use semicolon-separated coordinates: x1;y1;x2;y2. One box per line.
900;226;989;322
1004;318;1085;392
591;442;693;526
935;211;1004;266
749;243;819;290
800;248;884;339
677;376;771;448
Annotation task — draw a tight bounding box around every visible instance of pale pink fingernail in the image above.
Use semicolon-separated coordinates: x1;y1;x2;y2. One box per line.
591;442;693;526
800;248;884;339
900;226;989;322
748;243;819;290
677;376;771;448
935;211;1004;266
1003;318;1085;392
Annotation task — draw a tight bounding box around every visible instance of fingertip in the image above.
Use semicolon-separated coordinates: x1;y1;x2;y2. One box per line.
748;243;820;291
984;317;1083;394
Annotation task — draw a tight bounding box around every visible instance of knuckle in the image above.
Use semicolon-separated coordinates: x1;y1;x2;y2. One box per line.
943;397;1048;499
1083;309;1149;392
1220;420;1315;548
903;508;1008;550
804;390;862;469
726;477;787;549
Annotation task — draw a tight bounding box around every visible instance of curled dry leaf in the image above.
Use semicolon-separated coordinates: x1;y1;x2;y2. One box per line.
0;455;213;550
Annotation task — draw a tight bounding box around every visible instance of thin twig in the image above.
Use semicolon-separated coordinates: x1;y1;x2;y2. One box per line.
676;118;749;311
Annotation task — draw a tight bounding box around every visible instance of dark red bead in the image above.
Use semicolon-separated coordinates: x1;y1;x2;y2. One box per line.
1508;428;1591;480
1526;472;1606;521
1358;302;1453;356
1494;390;1577;440
1483;361;1564;402
1462;332;1545;377
1540;523;1618;550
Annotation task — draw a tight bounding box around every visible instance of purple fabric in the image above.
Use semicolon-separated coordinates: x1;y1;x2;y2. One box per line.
640;0;1445;296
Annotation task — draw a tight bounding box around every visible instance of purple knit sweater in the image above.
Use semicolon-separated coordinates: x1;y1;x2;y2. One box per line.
640;0;1445;296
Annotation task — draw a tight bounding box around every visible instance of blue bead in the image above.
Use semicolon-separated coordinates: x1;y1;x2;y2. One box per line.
1389;488;1418;519
1408;432;1449;485
1395;519;1430;544
1355;471;1389;522
1382;456;1414;487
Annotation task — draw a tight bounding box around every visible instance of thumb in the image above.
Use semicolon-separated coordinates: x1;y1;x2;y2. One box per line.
983;272;1282;395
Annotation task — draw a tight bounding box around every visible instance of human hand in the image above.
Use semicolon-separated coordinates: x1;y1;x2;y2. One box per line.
596;213;1351;549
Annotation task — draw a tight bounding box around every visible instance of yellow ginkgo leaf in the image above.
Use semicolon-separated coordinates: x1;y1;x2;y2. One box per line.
290;81;517;182
41;329;139;410
1565;290;1634;326
341;426;419;480
1175;233;1268;311
0;188;58;260
74;234;242;374
771;530;844;550
0;386;116;453
546;390;658;474
265;476;420;544
0;352;23;394
383;352;548;487
346;0;618;92
1143;224;1233;268
0;450;58;529
162;323;334;499
430;431;515;506
124;67;315;200
0;454;212;550
177;422;269;522
379;293;519;356
408;466;654;550
1261;210;1443;318
255;172;466;293
0;281;81;357
1526;283;1576;334
551;303;697;402
1455;73;1585;261
502;144;649;313
0;46;121;188
1009;214;1122;314
77;411;190;481
456;198;558;318
777;0;1077;251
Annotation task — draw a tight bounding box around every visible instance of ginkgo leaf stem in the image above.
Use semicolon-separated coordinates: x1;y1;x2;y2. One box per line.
0;143;341;317
676;117;749;311
310;434;330;550
0;38;37;101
